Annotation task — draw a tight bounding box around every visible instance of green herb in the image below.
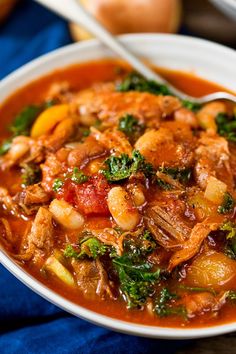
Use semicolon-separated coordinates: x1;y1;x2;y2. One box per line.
216;113;236;143
132;150;154;177
102;150;154;182
9;105;42;136
43;99;57;108
218;192;235;214
220;221;236;260
82;129;90;137
118;114;144;141
179;285;216;295
64;237;107;260
159;167;192;184
113;254;161;308
70;167;88;184
21;163;41;186
117;72;171;96
156;178;173;191
0;138;12;156
123;229;157;261
220;221;236;239
155;288;187;318
227;290;236;301
182;100;202;112
64;245;80;259
52;178;64;192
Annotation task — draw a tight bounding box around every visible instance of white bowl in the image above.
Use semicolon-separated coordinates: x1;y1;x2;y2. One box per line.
1;34;236;339
210;0;236;22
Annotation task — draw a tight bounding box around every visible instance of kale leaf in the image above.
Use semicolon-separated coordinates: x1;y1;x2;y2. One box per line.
117;72;171;96
9;105;42;136
112;229;160;308
179;285;216;295
182;100;202;112
21;163;41;186
123;229;157;261
102;150;154;182
220;221;236;239
113;254;161;308
216;113;236;143
0;138;12;156
64;237;107;260
118;114;144;142
155;288;187;318
156;166;192;190
227;290;236;301
220;221;236;260
218;192;235;214
159;167;192;184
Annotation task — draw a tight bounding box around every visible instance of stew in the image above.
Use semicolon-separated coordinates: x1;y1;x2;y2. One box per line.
1;59;236;328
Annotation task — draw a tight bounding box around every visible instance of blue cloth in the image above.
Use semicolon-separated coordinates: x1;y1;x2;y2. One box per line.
0;1;191;353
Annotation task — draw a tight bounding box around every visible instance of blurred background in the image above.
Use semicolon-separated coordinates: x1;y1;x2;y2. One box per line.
0;1;236;353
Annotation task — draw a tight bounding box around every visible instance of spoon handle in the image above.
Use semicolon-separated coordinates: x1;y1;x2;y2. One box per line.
34;0;187;96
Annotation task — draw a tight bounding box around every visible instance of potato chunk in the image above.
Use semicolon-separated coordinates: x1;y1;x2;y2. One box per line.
187;252;236;290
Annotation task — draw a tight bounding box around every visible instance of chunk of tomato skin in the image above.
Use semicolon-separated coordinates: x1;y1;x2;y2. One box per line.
57;174;111;216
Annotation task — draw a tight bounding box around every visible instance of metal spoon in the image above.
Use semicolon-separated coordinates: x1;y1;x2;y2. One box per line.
34;0;236;104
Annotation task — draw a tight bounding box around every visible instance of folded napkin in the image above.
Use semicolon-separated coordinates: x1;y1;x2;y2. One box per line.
0;1;190;352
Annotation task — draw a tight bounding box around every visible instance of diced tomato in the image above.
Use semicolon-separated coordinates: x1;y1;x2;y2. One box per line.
58;173;111;216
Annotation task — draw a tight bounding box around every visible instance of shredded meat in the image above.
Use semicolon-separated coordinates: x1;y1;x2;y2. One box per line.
72;258;114;299
145;203;191;249
14;184;51;215
76;87;181;128
41;154;67;192
0;187;20;217
91;127;132;156
168;220;221;271
194;133;233;190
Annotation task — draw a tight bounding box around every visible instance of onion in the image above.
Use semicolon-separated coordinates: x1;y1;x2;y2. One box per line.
70;0;181;41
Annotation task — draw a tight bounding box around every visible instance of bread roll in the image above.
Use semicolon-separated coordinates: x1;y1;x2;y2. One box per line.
70;0;182;41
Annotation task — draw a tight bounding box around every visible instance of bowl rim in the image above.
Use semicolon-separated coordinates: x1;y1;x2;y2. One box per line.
1;33;236;339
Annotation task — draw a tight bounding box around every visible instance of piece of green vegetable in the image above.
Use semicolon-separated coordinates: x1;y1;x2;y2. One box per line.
113;254;161;308
64;237;107;260
220;221;236;260
159;167;192;184
179;285;216;295
220;221;236;239
182;100;202;112
118;114;144;142
9;105;42;136
218;192;235;214
156;178;172;191
155;288;187;318
123;229;157;261
102;150;154;182
112;229;160;308
216;113;236;143
70;167;88;184
0;138;12;156
52;178;64;192
21;163;42;186
227;290;236;301
117;72;171;96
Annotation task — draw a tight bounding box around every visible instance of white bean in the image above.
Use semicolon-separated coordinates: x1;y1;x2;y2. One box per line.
49;199;84;229
127;184;146;207
107;186;140;231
